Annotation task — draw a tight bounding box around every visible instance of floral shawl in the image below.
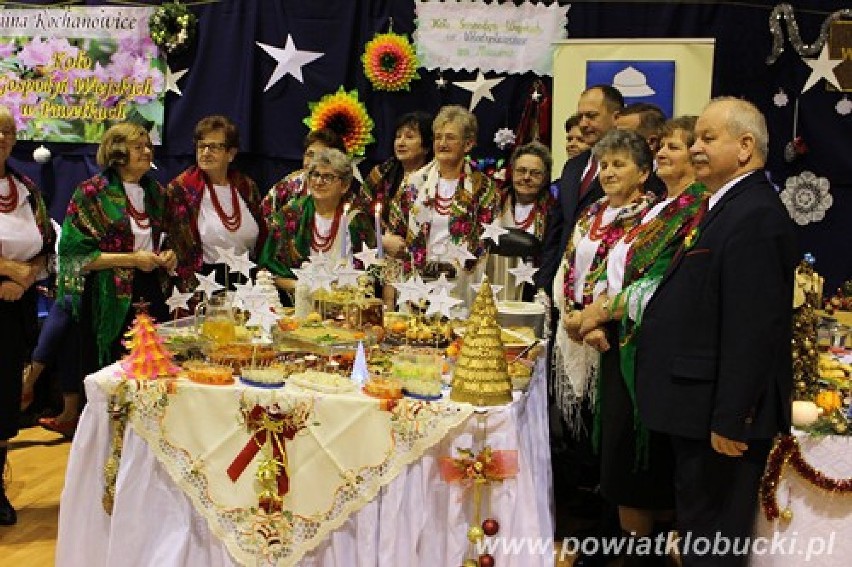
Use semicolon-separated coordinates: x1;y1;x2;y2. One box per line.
388;159;499;274
259;194;376;280
2;166;56;261
57;168;167;365
164;166;267;291
603;182;709;467
261;169;307;217
360;158;406;219
499;188;555;242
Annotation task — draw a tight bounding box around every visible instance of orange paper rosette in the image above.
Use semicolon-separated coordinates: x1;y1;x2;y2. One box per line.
303;87;375;156
361;31;420;91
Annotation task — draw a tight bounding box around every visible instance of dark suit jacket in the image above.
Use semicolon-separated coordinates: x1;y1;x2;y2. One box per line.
535;150;603;294
636;171;797;442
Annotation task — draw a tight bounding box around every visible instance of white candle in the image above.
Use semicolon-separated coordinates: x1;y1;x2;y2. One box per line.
340;203;351;264
375;202;384;259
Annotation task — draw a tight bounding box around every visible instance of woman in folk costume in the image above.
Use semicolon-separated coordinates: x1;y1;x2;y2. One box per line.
552;129;655;439
164;115;266;291
387;105;500;309
487;141;555;302
0;105;56;525
259;148;375;296
572;118;708;564
54;122;175;435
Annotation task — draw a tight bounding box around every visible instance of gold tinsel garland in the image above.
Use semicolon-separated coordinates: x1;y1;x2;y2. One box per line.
760;435;852;522
102;380;133;514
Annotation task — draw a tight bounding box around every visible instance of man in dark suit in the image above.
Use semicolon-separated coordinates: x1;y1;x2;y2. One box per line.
636;97;797;566
536;84;624;295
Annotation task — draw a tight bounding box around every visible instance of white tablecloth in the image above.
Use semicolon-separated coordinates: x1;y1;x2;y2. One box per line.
56;358;553;566
752;435;852;566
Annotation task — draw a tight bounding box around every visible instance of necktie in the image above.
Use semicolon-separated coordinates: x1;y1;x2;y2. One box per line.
578;157;598;198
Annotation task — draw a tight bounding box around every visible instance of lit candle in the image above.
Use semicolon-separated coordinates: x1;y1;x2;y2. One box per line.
340;203;351;264
375;202;384;259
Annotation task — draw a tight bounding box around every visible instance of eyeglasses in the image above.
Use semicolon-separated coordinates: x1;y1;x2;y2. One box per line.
197;142;229;153
514;167;544;178
308;171;341;184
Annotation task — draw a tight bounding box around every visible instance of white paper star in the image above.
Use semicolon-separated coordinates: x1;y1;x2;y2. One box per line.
165;66;188;96
408;273;432;302
229;250;256;279
307;251;333;269
335;264;363;288
801;45;842;93
353;243;382;268
471;280;503;302
194;271;225;299
256;34;324;91
508;260;538;287
453;71;505;111
165;290;194;314
392;278;420;306
480;218;509;244
231;281;255;310
308;266;336;293
427;272;456;296
425;289;463;319
444;242;477;266
245;305;282;335
212;245;238;267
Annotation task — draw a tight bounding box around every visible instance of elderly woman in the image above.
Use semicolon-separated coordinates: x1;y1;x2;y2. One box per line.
361;111;432;305
487;141;554;301
574;118;708;562
51;122;175;434
0;105;55;525
387;105;499;308
165;115;266;290
259;147;375;295
553;128;654;438
262;128;346;213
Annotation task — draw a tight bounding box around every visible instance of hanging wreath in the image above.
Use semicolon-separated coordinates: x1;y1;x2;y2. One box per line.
361;31;420;91
149;1;198;55
779;170;832;225
303;87;375;156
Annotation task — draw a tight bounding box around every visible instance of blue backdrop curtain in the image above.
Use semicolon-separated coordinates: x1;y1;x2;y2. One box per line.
7;0;851;292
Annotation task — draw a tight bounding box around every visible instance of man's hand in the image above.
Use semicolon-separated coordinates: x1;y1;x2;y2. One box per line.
0;280;25;301
711;431;748;457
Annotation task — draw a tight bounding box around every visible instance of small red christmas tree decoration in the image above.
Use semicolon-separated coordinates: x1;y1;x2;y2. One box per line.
120;301;180;379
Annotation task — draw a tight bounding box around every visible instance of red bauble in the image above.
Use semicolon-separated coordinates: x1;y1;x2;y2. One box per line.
479;554;496;567
482;518;500;536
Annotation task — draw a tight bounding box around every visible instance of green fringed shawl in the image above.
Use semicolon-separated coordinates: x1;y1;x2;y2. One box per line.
57;169;166;366
593;182;709;469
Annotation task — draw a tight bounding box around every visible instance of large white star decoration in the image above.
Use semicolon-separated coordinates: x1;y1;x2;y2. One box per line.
308;265;337;293
229;250;256;279
194;271;225;299
480;218;509;244
165;66;188;96
508;260;538;287
165;290;194;314
307;250;333;269
427;272;456;296
256;34;324;91
801;44;842;94
453;71;505;111
231;281;256;310
353;243;382;268
425;289;463;319
392;277;420;306
444;242;477;266
471;280;503;302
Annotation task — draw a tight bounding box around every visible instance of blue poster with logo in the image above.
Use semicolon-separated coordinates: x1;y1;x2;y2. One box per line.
586;61;676;118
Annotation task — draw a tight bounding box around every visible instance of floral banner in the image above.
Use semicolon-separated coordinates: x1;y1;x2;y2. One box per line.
413;0;569;75
0;7;164;143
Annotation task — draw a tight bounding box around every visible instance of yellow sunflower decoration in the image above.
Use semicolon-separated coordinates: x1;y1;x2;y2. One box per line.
362;32;420;91
303;87;375;156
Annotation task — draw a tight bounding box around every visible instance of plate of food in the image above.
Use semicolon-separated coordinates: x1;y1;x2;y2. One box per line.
288;371;357;394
